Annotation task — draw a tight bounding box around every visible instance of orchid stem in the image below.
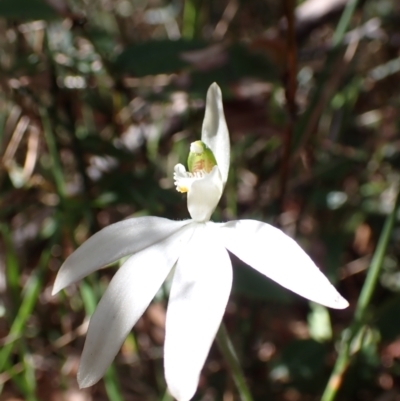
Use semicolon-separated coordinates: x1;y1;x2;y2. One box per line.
160;389;173;401
321;187;400;401
216;323;254;401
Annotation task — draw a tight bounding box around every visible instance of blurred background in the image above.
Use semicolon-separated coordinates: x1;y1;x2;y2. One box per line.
1;0;400;400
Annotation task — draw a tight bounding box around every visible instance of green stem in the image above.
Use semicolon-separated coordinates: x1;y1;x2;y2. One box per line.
321;187;400;401
354;197;400;321
332;0;360;46
182;0;196;39
0;248;51;374
216;323;254;401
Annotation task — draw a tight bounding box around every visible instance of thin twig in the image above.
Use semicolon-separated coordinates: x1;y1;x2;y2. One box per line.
279;0;297;209
213;0;239;40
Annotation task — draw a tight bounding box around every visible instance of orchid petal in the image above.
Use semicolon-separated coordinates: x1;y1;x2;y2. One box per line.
53;217;191;294
165;224;232;401
201;83;230;186
187;165;223;222
220;220;349;309
77;224;195;388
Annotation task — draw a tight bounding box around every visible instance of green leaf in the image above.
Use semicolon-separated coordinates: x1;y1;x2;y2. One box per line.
114;39;207;76
189;44;279;91
0;0;58;20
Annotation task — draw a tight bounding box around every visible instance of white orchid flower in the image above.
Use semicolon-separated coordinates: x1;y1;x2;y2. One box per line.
53;83;348;401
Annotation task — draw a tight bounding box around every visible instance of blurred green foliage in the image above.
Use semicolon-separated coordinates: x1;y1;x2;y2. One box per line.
1;0;400;400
